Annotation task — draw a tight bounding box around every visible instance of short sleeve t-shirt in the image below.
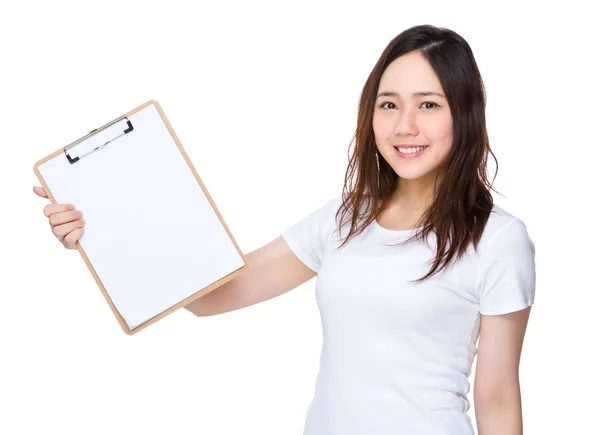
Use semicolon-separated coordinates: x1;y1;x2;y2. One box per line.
281;195;536;435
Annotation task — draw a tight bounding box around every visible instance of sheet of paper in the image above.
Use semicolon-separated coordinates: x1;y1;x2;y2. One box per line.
38;104;245;329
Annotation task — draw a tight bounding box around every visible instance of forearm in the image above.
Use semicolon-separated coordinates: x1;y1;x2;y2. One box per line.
182;235;317;317
474;393;523;435
183;275;238;316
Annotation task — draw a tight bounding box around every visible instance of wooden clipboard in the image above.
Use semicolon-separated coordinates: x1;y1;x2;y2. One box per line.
33;100;247;335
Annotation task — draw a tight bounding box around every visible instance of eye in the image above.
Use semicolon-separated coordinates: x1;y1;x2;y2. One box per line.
378;101;396;110
420;101;440;110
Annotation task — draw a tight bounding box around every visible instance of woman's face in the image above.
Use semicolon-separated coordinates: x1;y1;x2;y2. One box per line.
373;50;453;183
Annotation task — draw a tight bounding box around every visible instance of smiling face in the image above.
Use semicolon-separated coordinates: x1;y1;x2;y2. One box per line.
373;50;453;186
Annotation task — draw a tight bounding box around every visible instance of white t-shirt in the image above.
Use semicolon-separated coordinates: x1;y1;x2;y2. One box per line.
281;195;536;435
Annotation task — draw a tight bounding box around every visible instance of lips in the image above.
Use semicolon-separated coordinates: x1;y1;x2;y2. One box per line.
393;145;429;158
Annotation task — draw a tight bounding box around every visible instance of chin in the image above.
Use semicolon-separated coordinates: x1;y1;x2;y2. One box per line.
395;171;430;181
389;164;439;181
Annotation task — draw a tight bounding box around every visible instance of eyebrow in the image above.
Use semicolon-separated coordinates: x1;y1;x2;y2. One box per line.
376;91;446;99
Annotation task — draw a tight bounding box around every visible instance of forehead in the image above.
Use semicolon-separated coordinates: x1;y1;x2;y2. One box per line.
378;51;443;96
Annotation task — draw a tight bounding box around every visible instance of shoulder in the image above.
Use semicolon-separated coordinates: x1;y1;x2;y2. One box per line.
323;194;344;212
321;194;345;230
482;203;526;243
283;194;344;236
314;194;345;225
329;194;346;210
475;203;535;261
484;203;523;234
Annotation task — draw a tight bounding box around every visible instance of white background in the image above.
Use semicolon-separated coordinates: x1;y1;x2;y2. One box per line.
1;1;598;434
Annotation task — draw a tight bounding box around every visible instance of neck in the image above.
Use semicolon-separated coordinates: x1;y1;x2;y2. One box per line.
390;176;435;210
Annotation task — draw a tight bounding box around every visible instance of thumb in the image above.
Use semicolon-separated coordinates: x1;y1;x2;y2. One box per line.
33;185;48;199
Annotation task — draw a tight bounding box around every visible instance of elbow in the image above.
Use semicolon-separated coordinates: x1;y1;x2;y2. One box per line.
183;306;200;317
474;384;522;406
183;304;210;317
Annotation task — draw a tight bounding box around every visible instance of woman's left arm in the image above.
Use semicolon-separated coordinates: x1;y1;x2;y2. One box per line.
473;306;532;435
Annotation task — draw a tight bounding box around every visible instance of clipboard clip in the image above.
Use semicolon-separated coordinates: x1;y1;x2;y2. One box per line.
64;115;134;164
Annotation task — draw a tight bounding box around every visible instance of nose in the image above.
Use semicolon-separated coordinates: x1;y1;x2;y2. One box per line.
393;109;419;136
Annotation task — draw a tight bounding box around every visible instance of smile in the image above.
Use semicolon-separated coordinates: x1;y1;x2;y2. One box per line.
393;145;429;158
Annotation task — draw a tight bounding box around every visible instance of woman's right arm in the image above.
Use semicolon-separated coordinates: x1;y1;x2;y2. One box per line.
34;185;316;317
184;236;316;316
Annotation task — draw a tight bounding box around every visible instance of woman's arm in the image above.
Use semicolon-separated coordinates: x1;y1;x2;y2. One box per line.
184;236;316;316
473;306;532;434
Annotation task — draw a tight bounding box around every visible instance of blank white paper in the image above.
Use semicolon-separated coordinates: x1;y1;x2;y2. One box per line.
38;103;245;329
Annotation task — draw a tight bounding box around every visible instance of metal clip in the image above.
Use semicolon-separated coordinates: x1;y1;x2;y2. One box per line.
64;116;134;164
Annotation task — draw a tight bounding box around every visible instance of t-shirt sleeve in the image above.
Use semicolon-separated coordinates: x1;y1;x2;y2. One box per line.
280;197;340;274
477;217;536;316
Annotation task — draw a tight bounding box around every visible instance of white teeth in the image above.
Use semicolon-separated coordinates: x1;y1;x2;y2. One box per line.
397;146;427;154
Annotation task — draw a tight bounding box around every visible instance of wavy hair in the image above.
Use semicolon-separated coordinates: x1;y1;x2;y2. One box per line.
333;24;500;283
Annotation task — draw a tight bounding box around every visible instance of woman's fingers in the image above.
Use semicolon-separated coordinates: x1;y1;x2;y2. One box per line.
63;227;85;249
48;210;83;227
43;203;75;218
52;219;86;243
33;186;48;198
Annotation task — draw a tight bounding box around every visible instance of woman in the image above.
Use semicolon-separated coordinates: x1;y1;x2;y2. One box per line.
34;24;535;435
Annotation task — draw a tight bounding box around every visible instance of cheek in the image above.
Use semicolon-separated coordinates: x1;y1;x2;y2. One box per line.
423;117;452;139
372;116;388;138
424;119;453;152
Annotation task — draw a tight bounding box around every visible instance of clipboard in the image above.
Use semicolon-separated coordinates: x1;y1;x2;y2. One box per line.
33;100;247;335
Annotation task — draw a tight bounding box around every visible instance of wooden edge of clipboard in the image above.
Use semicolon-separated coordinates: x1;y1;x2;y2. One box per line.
33;100;248;336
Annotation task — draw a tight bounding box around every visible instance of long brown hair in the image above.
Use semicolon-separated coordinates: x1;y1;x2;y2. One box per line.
333;24;500;283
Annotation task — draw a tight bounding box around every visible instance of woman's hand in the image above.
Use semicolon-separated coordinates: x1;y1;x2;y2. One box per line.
33;186;86;249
